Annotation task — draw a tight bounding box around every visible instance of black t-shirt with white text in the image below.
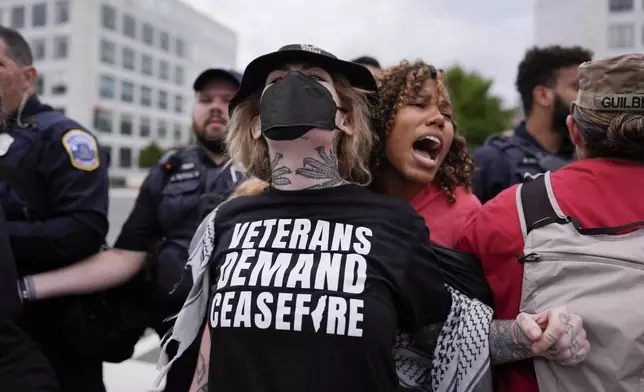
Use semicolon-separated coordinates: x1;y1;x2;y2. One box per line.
207;185;451;392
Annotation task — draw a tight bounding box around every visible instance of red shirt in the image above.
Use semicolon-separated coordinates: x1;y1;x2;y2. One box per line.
456;159;644;392
410;184;481;248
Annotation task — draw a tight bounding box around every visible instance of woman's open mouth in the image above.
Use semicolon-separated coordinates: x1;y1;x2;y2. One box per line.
412;135;442;168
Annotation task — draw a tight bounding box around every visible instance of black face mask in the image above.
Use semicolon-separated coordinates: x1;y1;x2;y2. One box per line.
259;71;345;141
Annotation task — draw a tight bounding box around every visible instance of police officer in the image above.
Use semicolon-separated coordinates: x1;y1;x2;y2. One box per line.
0;88;59;392
0;27;109;391
18;68;245;392
472;45;593;204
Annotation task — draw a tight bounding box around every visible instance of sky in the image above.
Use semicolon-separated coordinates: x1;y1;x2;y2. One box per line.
185;0;536;108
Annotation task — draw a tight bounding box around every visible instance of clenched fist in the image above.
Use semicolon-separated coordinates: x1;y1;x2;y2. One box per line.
516;305;590;365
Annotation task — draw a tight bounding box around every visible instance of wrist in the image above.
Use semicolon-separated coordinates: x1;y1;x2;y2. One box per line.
18;276;37;301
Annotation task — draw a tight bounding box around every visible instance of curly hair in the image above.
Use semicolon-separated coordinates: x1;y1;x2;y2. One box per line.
516;45;593;115
374;59;474;204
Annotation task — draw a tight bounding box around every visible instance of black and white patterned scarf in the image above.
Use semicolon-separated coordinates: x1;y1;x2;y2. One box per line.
394;286;494;392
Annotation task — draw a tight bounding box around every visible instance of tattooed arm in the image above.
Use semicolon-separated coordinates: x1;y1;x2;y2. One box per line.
489;319;535;365
189;325;211;392
490;307;590;366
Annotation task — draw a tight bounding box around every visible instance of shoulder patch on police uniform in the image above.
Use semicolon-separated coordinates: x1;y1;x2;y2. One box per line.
62;129;100;171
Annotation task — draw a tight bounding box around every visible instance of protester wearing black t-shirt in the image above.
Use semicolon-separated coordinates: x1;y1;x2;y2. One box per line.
178;44;452;392
0;205;58;391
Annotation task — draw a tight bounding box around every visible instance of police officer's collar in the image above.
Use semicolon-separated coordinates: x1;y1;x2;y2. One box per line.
196;147;230;168
8;95;52;126
514;121;575;158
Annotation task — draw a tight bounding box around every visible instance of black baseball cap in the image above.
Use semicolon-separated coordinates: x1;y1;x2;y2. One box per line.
229;44;378;116
193;68;242;92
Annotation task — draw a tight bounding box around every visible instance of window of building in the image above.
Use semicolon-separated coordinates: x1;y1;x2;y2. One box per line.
158;120;167;139
121;81;135;102
101;4;117;30
11;6;25;29
35;75;45;96
160;31;170;51
143;23;154;45
93;107;113;133
123;14;136;38
609;23;634;48
51;71;67;95
142;54;153;75
100;39;116;64
173;123;182;141
158;90;168;110
32;39;46;61
140;117;151;137
174;95;183;114
53;36;68;59
99;75;116;99
175;38;185;57
54;1;69;24
140;85;152;106
610;0;634;11
174;66;184;86
159;60;169;80
122;47;135;70
32;3;47;27
120;114;133;135
119;147;132;168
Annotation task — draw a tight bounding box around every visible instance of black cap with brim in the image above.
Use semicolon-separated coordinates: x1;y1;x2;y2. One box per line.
229;44;378;116
193;68;242;91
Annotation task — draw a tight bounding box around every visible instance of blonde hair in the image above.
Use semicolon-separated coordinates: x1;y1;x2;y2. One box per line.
228;177;269;199
573;106;644;162
225;75;376;186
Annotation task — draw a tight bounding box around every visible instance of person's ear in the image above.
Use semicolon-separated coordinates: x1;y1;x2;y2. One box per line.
251;116;261;140
336;114;354;136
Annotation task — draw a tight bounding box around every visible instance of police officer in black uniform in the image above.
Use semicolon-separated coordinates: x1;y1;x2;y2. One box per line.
0;27;109;391
19;68;246;391
471;45;593;204
0;84;59;392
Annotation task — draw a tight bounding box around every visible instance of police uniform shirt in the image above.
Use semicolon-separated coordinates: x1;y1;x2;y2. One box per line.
0;96;109;275
471;122;576;204
114;148;241;254
0;206;59;391
206;184;452;392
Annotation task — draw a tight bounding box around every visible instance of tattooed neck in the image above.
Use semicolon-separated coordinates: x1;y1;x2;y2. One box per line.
270;145;344;191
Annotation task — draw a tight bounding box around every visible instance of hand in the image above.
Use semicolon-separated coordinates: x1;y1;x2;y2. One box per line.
516;305;590;365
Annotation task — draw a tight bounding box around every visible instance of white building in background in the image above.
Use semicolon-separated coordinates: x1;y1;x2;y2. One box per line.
3;0;237;182
535;0;644;59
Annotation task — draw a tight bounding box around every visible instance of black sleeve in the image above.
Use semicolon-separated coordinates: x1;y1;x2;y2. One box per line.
113;167;165;252
399;215;452;331
9;129;109;274
471;145;511;204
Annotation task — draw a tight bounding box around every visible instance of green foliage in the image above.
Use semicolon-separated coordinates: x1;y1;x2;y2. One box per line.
138;142;164;168
444;65;517;147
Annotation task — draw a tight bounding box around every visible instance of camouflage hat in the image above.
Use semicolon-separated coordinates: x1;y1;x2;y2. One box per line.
574;53;644;112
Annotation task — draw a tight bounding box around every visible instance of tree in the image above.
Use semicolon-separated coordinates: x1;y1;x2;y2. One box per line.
444;65;517;147
138;142;164;168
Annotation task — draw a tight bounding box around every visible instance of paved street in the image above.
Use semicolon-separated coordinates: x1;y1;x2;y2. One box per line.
104;189;166;392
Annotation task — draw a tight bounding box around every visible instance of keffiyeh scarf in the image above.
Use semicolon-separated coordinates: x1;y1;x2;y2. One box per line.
394;286;494;392
155;207;218;387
